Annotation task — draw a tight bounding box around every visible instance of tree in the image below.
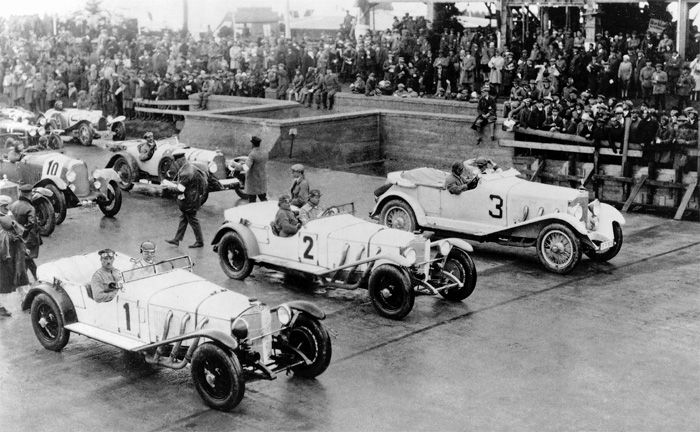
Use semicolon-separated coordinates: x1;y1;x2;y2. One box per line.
218;26;233;38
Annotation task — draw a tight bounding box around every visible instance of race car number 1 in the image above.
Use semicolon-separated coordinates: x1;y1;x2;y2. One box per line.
43;159;63;177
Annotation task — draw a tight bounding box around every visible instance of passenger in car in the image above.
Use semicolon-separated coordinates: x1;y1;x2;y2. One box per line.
445;162;478;195
273;195;301;237
6;139;24;163
131;241;157;268
473;157;502;174
299;189;325;225
91;249;123;303
138;132;157;162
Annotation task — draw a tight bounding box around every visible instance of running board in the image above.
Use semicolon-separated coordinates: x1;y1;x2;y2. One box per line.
251;255;328;275
64;323;144;351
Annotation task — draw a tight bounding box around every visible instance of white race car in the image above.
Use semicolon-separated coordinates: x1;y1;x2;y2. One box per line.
371;167;625;274
212;202;478;320
22;252;332;412
42;108;126;146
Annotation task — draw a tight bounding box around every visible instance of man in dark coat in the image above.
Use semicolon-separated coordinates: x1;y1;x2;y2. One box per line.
166;151;206;248
0;195;28;297
273;195;301;238
230;136;268;202
9;185;41;281
473;84;497;144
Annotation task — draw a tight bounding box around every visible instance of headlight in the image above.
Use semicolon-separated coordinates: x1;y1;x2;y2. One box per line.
39;117;47;126
277;305;292;326
66;171;77;183
93;180;102;189
402;247;417;265
438;240;451;256
231;317;249;340
29;129;36;137
38;128;46;136
208;162;217;173
568;203;583;220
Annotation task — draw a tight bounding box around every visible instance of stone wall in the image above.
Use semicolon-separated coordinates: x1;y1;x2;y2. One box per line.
334;92;504;117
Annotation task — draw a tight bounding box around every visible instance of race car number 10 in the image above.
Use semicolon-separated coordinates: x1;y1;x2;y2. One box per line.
43;159;63;177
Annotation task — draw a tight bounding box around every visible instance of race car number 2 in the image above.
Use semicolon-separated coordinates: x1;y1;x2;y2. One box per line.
42;158;64;177
300;234;318;263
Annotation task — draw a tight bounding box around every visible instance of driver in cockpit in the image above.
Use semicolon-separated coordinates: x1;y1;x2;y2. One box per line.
299;189;325;225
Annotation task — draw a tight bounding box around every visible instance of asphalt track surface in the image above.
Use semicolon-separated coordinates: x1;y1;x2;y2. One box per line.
1;140;699;431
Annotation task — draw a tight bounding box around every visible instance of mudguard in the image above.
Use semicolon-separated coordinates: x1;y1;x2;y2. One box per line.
371;189;428;226
108;116;126;126
132;329;239;352
441;238;474;253
284;300;326;320
21;282;78;325
92;167;120;183
598;203;625;226
503;212;589;238
35;176;67;191
210;222;261;257
106;152;139;171
32;186;53;199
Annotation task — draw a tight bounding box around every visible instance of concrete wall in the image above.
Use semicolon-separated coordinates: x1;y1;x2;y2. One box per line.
178;112;283;155
334;92;504;118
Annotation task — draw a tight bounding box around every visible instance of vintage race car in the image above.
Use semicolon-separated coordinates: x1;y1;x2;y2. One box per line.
212;201;477;320
0;106;37;123
0;116;63;150
105;136;248;199
22;252;332;412
41;108;126;146
0;150;122;224
371;167;625;274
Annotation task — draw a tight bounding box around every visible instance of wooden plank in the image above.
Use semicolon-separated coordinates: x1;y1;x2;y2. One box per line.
674;179;698;220
620;117;632;199
622;175;648;213
499;139;642;157
513;126;593;144
135;107;187;115
582;168;595;186
644;179;687;189
594;175;636;184
134;99;193;106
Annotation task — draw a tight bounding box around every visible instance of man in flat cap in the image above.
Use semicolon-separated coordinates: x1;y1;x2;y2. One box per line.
229;136;268;203
91;249;123;303
445;161;478;195
166;149;206;248
9;184;41;281
290;163;310;207
273;195;301;237
299;189;325;225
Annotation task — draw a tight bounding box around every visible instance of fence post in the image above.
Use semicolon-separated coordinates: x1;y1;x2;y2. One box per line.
620;117;631;201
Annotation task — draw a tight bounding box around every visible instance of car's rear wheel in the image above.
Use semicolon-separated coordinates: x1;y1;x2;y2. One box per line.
438;249;477;301
286;313;332;378
585;222;623;263
368;264;415;320
77;123;94;146
158;156;176;183
536;223;581;274
30;293;70;351
112;156;136;191
112;122;126;141
45;184;67;225
191;343;245;412
33;196;56;237
380;199;417;232
218;232;254;280
98;181;122;217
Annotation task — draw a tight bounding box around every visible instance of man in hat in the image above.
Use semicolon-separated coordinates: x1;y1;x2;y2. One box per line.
229;136;268;203
676;67;695;110
472;157;501;175
290;163;310;207
543;106;565;133
9;185;41;281
445;161;478;195
131;240;157;268
166;150;206;248
138;132;157;162
639;60;655;105
299;189;325;225
273;195;301;237
474;84;496;144
91;249;122;303
652;63;668;111
0;195;28;302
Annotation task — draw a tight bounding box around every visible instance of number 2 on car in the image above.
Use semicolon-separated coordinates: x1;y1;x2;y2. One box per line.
300;234;318;264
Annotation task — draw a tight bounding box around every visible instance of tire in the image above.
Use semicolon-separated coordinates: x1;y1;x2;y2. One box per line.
47;134;62;150
287;313;332;378
97;117;108;131
112;156;136;191
379;199;417;232
368;264;415;320
536;223;581;274
30;293;70;351
217;232;254;280
439;249;478;301
77;122;94;146
158;156;176;183
33;196;56;237
98;181;122;217
191;343;245;412
586;222;623;263
112;122;126;141
45;184;67;225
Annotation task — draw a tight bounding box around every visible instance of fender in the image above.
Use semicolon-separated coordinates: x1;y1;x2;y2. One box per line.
284;300;326;320
21;282;78;325
372;255;413;268
92;167;121;183
133;329;238;352
441;238;474;253
108;116;126;126
106;152;139;170
371;189;428;227
505;213;589;237
598;203;625;226
32;186;53;199
210;222;261;257
35;176;67;191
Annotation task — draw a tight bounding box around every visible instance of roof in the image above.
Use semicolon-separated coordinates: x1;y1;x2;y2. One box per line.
234;7;280;24
290;15;344;31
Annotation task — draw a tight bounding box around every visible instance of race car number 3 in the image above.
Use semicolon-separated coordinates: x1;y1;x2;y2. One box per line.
43;158;64;177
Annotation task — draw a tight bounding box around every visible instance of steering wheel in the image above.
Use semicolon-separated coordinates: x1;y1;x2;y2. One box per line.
321;207;339;217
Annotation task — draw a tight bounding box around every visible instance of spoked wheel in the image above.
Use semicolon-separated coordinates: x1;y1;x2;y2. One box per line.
45;184;67;225
77;123;94;146
112;122;126;141
97;181;122;217
368;265;415;320
30;293;70;351
112;156;135;191
536;223;581;274
379;199;417;232
217;232;253;279
47;134;63;150
33;196;56;237
191;343;245;412
438;249;477;301
286;313;332;378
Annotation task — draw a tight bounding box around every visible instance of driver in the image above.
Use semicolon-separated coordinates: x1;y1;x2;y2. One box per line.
445;161;478;195
471;157;502;174
91;248;123;303
6;139;24;162
299;189;325;225
138;132;157;162
273;195;301;237
51;101;69;129
131;241;157;268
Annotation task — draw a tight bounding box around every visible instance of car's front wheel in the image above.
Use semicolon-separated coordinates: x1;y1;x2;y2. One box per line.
98;181;122;217
286;313;332;378
33;196;56;237
47;134;62;150
45;184;67;225
585;222;623;263
438;249;477;301
77;122;94;146
191;343;245;412
217;232;254;280
536;223;581;274
112;156;136;191
30;293;70;351
368;264;415;320
379;199;417;232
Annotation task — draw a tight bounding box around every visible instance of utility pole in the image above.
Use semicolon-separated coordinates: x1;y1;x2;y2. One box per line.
183;0;189;34
285;0;291;39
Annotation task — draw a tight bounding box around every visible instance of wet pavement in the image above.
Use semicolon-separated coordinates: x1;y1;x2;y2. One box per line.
1;139;699;431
